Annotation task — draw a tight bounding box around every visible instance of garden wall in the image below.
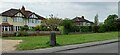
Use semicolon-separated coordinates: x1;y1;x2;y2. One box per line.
2;31;61;37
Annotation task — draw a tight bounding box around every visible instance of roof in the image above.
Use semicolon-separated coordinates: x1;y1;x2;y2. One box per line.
73;16;93;24
0;9;19;17
115;18;120;22
0;6;45;20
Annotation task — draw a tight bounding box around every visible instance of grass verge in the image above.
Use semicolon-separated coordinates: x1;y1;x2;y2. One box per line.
3;32;118;50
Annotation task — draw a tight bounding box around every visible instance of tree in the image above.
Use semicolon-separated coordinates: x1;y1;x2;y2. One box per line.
104;14;119;31
94;14;99;26
60;18;74;34
42;14;62;31
93;14;99;32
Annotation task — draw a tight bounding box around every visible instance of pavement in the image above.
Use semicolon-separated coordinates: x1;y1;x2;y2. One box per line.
57;42;118;53
5;38;119;53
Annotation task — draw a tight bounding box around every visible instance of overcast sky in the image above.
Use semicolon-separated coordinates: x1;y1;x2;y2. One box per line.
0;0;119;22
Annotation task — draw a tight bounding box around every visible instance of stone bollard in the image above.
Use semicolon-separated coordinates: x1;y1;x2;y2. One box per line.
50;31;56;46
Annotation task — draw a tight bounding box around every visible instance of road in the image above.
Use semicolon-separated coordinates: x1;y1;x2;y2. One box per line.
56;42;119;53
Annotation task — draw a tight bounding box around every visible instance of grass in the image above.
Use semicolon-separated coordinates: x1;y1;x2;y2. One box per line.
3;32;118;50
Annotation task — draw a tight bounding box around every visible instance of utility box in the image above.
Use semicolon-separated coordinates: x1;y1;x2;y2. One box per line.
50;31;56;46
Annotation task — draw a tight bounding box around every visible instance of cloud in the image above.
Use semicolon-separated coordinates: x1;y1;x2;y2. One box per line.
0;2;118;22
0;0;120;2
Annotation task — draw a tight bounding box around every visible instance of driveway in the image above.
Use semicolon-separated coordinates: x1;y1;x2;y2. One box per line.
1;39;22;52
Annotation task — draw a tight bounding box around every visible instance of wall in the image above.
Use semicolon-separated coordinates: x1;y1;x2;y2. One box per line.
2;31;61;36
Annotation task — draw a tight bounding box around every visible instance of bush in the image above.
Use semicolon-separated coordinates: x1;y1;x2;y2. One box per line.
92;26;99;33
34;25;42;31
58;26;64;34
80;26;92;32
20;25;29;31
98;25;106;33
15;31;28;36
70;26;80;32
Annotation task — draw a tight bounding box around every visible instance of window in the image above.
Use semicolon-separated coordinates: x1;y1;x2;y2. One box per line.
3;17;7;22
2;26;10;31
30;14;37;18
15;13;23;17
13;17;23;22
28;19;38;23
14;26;21;31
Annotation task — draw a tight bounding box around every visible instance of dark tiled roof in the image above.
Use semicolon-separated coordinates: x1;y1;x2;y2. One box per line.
73;16;93;24
0;6;45;20
1;9;19;17
115;18;120;22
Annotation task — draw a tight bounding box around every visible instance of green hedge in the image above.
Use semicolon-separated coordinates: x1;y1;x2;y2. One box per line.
80;26;92;32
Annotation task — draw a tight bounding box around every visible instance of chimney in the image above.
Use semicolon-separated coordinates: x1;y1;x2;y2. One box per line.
21;6;25;12
81;16;84;19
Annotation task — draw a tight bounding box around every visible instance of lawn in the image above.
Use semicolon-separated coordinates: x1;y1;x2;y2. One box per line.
3;32;118;50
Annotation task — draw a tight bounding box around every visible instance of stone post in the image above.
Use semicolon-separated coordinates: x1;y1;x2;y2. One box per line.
50;31;56;46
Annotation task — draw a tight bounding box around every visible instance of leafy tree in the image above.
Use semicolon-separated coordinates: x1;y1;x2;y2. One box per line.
42;14;62;31
94;14;99;26
104;14;119;31
93;14;99;32
60;18;73;34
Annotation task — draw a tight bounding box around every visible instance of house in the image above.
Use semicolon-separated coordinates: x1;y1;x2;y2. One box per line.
115;18;120;22
72;16;94;26
0;6;45;32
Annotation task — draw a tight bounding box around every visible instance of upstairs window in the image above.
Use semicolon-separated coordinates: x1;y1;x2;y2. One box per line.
28;19;34;23
15;12;24;17
13;17;23;22
29;14;38;18
28;19;38;23
3;17;7;22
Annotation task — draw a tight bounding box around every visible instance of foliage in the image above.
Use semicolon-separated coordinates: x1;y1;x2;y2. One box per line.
20;25;29;31
80;26;92;32
3;32;118;50
34;25;42;31
58;26;64;34
98;24;106;33
92;26;99;33
104;14;119;31
94;14;99;26
70;25;80;32
60;18;73;34
93;14;99;32
15;31;28;36
42;14;62;31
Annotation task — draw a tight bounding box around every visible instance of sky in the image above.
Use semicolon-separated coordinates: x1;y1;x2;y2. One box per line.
0;0;119;22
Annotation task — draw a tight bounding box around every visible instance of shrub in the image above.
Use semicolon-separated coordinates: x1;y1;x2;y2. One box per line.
34;25;42;31
92;26;99;33
80;26;92;32
70;26;80;32
58;26;64;34
15;31;28;36
98;25;106;33
20;25;29;31
60;19;74;34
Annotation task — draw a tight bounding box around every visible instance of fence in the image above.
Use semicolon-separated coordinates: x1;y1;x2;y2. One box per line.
2;31;61;37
